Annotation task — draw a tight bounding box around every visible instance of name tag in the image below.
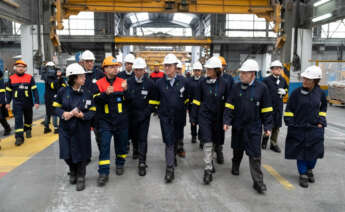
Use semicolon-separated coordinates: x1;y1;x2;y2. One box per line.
256;101;260;106
141;90;148;95
116;97;122;102
86;100;91;106
92;79;97;83
19;85;24;89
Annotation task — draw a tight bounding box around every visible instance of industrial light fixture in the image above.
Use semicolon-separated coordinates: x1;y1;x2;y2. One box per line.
313;0;331;7
312;13;332;22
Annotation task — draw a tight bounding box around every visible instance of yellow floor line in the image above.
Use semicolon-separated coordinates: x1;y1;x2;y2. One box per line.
263;164;295;190
0;119;58;173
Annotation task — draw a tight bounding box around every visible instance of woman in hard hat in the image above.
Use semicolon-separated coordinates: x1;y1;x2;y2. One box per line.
284;65;327;188
187;61;204;149
127;57;155;176
191;56;229;185
53;63;96;191
118;54;135;79
262;60;289;153
223;59;273;194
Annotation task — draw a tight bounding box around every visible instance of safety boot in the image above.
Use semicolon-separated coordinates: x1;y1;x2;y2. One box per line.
44;127;52;134
270;144;281;153
68;171;77;185
203;170;213;185
262;136;269;149
231;160;240;176
26;130;32;138
191;136;197;144
299;174;309;188
215;145;224;164
199;143;203;150
253;182;267;194
15;137;24;146
116;166;124;176
97;174;109;187
138;163;147;176
177;148;186;158
76;177;85;191
307;170;315;183
54;128;59;134
164;166;175;183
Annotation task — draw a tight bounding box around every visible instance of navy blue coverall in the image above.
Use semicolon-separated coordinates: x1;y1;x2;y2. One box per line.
187;76;204;140
6;73;39;139
94;76;129;175
262;74;288;146
284;86;327;175
150;75;190;168
127;76;155;164
53;86;96;177
224;80;273;184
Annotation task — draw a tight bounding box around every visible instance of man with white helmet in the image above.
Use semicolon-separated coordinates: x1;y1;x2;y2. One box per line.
176;59;183;75
80;50;104;150
216;56;235;165
149;53;190;183
284;65;327;188
118;54;135;79
262;60;288;153
127;57;155;176
187;61;204;148
53;63;96;191
223;59;273;194
190;56;230;184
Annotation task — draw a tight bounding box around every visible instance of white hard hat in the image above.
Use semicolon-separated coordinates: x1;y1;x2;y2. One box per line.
66;63;86;77
193;61;203;70
301;65;322;79
46;61;55;67
177;60;183;69
81;50;95;61
163;53;179;65
204;56;222;69
239;59;259;72
270;60;283;68
124;54;135;64
133;57;147;69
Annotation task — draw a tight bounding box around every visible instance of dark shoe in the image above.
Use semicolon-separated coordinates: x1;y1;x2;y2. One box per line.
44;128;52;134
177;148;186;158
307;170;315;183
253;182;267;194
116;166;124;176
299;174;309;188
4;128;11;136
231;162;240;176
203;170;213;185
191;136;197;144
15;137;24;146
26;130;32;138
138;163;147;176
199;143;203;150
40;121;45;125
68;172;77;185
262;136;269;149
132;151;139;160
164;167;174;183
54;128;59;134
97;174;109;187
76;177;85;191
270;144;281;153
216;146;224;164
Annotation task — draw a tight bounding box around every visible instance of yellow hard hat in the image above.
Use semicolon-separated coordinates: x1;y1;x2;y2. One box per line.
102;56;120;68
218;56;227;66
14;60;27;67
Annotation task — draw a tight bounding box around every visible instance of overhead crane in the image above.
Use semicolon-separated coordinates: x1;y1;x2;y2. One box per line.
51;0;282;47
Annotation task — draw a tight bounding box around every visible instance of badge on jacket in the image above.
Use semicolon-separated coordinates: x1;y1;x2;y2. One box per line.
92;79;97;83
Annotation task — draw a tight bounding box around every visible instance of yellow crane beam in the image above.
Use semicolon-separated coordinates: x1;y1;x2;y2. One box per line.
115;36;212;46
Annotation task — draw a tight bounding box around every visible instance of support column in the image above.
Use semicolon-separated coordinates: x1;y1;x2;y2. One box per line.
21;25;39;75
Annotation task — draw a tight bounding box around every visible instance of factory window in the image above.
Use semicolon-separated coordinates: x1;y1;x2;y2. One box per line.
225;14;275;37
321;19;345;38
57;12;95;36
129;13;149;24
